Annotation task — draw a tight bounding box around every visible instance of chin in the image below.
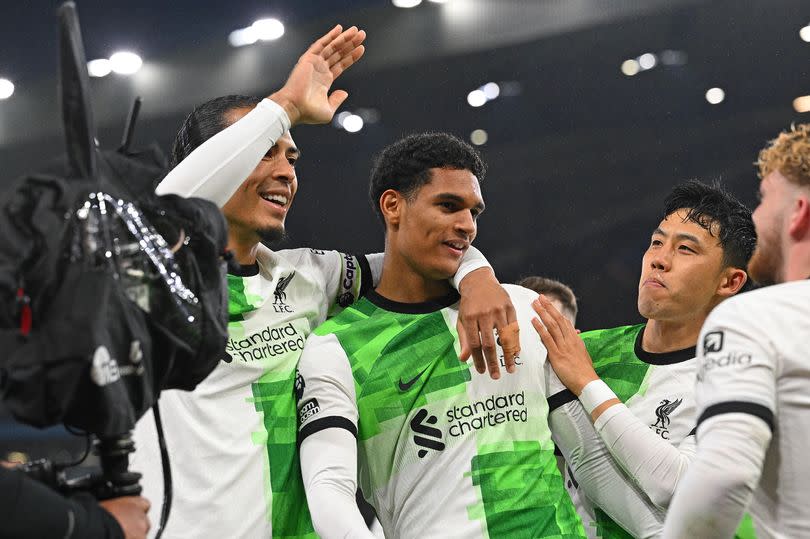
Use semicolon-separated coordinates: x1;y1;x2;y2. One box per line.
257;224;286;245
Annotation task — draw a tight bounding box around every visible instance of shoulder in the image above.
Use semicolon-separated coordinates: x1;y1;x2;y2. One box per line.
580;323;644;347
314;296;376;337
708;281;809;326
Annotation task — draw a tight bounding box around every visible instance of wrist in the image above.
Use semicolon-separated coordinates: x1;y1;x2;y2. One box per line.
577;379;617;414
570;373;599;396
457;267;494;294
267;91;301;125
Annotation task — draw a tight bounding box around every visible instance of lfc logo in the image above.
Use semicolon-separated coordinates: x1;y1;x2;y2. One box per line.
273;272;295;313
650;398;683;440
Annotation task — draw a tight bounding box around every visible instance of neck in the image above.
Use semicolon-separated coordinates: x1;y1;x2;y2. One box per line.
375;243;452;304
642;315;705;353
783;241;810;281
227;227;261;265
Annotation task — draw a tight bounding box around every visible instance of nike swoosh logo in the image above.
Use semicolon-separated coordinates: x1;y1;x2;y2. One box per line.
398;366;430;392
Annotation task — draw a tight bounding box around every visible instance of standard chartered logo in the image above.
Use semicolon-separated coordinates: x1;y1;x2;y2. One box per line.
226;322;305;362
410;391;529;457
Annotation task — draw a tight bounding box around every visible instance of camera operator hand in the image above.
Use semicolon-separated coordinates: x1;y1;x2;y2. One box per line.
100;496;151;539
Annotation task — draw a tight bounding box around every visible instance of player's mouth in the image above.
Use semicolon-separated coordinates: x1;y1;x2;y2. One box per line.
642;277;666;288
259;190;290;215
442;240;469;257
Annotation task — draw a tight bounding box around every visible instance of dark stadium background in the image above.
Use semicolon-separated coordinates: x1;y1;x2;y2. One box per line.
1;0;807;458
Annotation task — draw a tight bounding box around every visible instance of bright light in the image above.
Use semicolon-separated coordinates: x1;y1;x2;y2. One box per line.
621;59;640;76
229;27;259;47
705;87;725;105
109;52;143;75
334;110;352;128
794;95;810;113
800;25;810;43
343;114;364;133
482;82;500;100
638;53;657;70
87;59;111;77
467;89;487;107
428;0;450;3
0;78;14;100
251;18;285;41
470;129;488;146
392;0;422;7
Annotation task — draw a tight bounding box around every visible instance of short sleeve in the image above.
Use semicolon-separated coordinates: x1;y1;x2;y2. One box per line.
695;299;778;433
296;332;360;443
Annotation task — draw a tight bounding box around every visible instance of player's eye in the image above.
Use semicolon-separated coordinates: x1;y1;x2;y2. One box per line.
679;245;696;253
439;202;456;211
650;239;662;247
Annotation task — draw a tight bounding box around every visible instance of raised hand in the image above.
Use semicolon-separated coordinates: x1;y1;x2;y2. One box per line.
269;25;366;125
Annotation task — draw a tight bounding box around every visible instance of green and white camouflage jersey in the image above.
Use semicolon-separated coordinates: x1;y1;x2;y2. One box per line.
296;284;585;539
132;246;367;539
557;324;756;539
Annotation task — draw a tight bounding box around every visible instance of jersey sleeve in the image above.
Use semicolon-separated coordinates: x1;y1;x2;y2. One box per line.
155;98;291;205
296;332;359;443
283;249;370;317
662;297;776;538
693;298;778;432
547;386;666;539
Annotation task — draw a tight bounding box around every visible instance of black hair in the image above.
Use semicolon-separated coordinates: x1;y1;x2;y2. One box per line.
662;180;756;270
170;95;263;168
368;132;486;222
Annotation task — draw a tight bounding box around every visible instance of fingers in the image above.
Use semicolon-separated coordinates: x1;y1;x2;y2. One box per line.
479;320;501;380
531;317;558;357
460;317;487;375
457;318;471;362
497;305;520;374
330;44;366;79
320;26;361;65
327;89;349;112
307;24;343;55
532;296;565;346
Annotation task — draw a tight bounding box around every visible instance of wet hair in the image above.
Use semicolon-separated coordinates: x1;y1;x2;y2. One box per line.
368;132;486;222
515;276;578;322
757;123;810;188
662;180;756;270
170;95;263;168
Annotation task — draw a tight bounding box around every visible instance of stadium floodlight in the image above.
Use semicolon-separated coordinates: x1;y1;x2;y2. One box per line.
392;0;422;7
705;87;725;105
470;129;488;146
800;25;810;43
87;59;112;77
229;27;259;47
0;78;14;99
467;89;486;107
482;82;500;100
638;53;657;70
251;18;285;41
621;59;640;76
342;114;364;133
109;51;142;75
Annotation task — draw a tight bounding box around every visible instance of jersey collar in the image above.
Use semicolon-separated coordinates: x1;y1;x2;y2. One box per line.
634;325;696;365
365;288;460;314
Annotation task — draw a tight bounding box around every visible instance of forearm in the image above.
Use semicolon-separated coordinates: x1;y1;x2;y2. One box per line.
300;429;374;539
594;402;695;508
452;246;491;289
663;414;769;539
0;467;123;539
549;402;664;539
155;98;291;205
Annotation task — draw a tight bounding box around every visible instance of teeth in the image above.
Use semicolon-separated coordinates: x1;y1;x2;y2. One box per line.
261;194;288;206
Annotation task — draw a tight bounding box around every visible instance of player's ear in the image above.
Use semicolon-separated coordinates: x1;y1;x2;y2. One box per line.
717;266;748;298
787;192;810;241
380;189;403;228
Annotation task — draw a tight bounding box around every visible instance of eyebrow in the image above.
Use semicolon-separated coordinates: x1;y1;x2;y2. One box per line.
652;227;701;244
435;192;486;213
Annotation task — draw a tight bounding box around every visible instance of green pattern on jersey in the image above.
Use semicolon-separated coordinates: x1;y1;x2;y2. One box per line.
316;297;584;538
228;275;316;539
581;324;757;539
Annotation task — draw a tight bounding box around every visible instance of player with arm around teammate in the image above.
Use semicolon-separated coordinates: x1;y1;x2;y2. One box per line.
296;132;585;539
132;26;519;539
664;124;810;539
